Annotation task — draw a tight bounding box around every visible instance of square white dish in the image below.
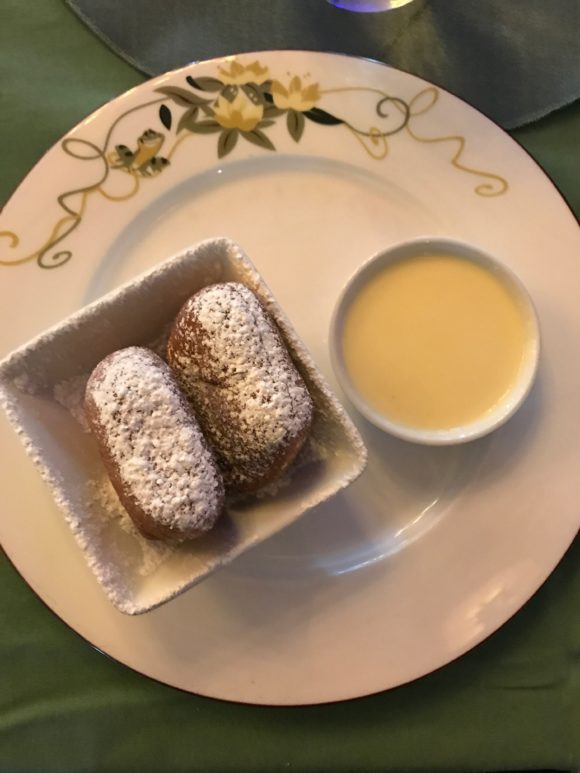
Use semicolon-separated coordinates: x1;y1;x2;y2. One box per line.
0;238;367;615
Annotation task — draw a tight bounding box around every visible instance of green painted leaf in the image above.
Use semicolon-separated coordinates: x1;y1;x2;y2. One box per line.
221;84;238;103
242;128;275;152
188;119;222;134
303;107;343;126
159;104;172;130
264;105;285;118
258;120;276;128
287;110;305;142
218;129;239;158
186;75;224;92
263;90;274;104
150;157;170;172
241;83;264;106
155;86;211;107
177;106;199;133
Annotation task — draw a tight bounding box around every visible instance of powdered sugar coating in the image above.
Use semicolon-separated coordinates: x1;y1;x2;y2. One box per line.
0;238;367;615
84;478;174;577
167;283;314;490
85;347;224;538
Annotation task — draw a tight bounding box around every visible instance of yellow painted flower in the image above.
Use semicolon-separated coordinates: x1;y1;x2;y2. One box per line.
271;76;320;111
218;59;269;85
213;91;264;132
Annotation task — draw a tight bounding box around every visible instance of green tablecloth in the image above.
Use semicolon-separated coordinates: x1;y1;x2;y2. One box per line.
1;2;579;770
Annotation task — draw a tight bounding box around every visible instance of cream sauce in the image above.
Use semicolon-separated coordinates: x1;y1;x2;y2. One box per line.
342;254;530;429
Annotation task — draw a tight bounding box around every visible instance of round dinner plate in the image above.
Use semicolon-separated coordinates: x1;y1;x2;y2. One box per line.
1;51;579;705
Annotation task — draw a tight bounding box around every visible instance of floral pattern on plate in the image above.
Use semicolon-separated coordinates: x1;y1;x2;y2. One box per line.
0;57;508;270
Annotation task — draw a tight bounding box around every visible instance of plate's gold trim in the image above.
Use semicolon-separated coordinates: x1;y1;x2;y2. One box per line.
403;88;508;196
0;59;508;271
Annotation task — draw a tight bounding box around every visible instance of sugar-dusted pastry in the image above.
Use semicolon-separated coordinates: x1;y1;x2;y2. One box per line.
167;283;314;492
85;346;224;540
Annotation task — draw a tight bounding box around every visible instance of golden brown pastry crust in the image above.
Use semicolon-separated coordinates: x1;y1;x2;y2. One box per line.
167;283;314;492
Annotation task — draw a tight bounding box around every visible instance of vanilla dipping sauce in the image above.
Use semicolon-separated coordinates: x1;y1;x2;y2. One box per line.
342;254;531;430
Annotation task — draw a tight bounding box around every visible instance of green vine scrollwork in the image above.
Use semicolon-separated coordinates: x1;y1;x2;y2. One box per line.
0;58;508;271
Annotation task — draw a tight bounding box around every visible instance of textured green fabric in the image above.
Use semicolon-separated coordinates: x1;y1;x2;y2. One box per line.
1;543;579;772
66;0;580;129
1;1;579;770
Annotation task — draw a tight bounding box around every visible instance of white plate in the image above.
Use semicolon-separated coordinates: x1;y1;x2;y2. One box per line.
1;51;579;705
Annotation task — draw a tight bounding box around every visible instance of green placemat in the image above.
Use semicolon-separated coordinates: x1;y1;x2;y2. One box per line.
1;2;579;770
66;0;580;129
